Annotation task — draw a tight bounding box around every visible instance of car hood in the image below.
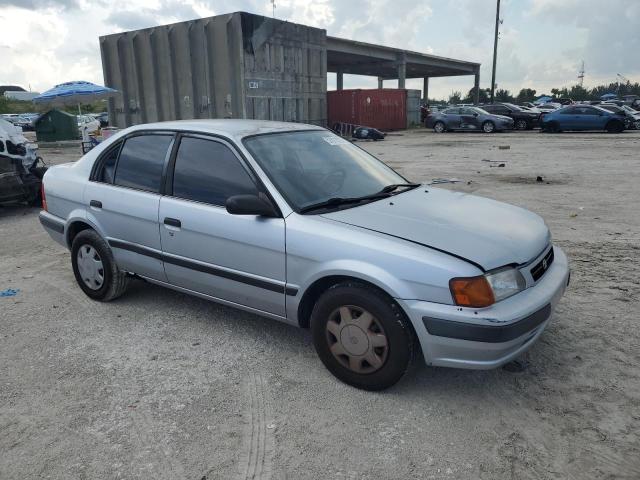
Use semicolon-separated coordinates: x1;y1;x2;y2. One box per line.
321;187;550;271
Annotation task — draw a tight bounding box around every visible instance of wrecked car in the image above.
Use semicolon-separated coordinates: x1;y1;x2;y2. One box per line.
0;118;46;206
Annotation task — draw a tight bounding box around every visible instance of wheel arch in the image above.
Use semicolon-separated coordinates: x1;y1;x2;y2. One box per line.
296;274;404;329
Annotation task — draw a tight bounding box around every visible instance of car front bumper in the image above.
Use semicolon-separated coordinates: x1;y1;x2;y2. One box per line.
397;246;570;369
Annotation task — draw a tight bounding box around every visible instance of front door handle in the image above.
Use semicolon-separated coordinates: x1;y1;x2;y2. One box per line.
164;217;181;228
89;200;102;208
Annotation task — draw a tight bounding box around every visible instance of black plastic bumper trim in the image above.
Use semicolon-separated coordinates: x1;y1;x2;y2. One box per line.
422;304;551;343
39;213;65;234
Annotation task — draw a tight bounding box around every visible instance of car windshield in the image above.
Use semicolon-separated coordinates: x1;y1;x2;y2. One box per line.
243;130;410;212
503;103;523;111
472;107;490;115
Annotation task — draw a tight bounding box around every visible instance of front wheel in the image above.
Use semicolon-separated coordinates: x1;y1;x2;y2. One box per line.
310;283;415;391
515;119;528;130
71;229;129;301
433;121;446;133
482;121;496;133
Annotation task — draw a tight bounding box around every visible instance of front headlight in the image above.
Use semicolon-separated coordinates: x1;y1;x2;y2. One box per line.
449;267;526;308
485;267;526;302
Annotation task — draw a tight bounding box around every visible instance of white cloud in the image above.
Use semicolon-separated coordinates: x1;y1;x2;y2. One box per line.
1;0;638;100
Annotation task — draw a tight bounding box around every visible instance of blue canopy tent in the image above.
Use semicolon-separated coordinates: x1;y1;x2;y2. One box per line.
32;81;119;114
600;93;617;100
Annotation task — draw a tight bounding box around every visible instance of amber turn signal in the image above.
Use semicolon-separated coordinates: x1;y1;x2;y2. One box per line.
449;275;495;308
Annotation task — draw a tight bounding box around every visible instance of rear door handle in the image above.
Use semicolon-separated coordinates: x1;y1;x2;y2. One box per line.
89;200;102;208
164;217;181;228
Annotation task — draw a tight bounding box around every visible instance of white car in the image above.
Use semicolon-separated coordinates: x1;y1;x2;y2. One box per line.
77;115;100;135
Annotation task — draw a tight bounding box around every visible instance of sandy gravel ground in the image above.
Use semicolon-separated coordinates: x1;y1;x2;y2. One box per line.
1;129;639;479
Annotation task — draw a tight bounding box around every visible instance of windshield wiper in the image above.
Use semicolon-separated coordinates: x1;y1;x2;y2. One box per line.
379;183;420;193
299;192;392;214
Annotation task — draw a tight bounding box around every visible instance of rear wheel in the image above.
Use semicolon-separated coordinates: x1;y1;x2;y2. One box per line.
71;229;129;301
482;121;496;133
311;282;415;391
433;121;446;133
515;119;528;130
605;120;624;133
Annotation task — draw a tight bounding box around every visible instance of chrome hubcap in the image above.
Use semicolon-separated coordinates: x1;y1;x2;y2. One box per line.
326;306;389;374
76;244;104;290
517;120;527;129
434;123;444;132
484;122;494;132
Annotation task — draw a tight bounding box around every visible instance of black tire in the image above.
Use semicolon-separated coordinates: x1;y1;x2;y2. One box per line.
71;229;129;301
515;119;529;130
605;120;624;133
482;121;496;133
310;282;415;391
546;121;561;133
433;121;446;133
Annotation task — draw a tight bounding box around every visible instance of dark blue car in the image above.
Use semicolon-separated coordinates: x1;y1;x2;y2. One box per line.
540;105;626;133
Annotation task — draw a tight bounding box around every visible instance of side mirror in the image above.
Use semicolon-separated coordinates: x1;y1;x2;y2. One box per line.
473;113;479;117
226;194;279;217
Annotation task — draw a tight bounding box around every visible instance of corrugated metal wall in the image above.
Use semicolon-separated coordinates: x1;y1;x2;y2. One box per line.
100;12;327;128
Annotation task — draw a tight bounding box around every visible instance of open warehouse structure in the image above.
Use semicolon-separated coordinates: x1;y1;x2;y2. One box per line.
100;11;480;128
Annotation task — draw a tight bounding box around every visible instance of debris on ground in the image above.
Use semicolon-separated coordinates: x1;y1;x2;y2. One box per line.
352;126;386;141
429;178;462;185
0;288;20;297
490;163;506;168
498;145;511;150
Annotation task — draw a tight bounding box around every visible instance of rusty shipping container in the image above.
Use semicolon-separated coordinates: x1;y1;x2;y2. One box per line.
327;89;413;131
100;12;327;128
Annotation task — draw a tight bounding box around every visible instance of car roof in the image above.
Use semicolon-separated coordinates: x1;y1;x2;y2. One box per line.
124;119;323;141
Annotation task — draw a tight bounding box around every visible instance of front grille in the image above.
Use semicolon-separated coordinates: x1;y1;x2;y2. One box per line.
530;247;554;282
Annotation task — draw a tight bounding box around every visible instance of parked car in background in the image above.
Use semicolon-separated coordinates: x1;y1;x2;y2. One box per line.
38;120;569;390
426;106;514;133
540;105;626;133
482;103;541;130
536;102;562;112
77;115;101;135
90;112;109;127
598;104;640;129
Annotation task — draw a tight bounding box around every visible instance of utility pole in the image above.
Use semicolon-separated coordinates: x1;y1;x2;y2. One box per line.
490;0;501;103
271;0;276;17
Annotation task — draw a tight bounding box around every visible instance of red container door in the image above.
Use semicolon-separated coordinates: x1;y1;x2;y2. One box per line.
328;89;407;131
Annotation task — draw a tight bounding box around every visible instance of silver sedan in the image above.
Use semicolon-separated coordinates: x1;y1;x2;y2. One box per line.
39;120;569;390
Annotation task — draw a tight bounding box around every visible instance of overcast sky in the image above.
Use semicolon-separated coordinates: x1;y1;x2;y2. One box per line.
1;0;639;99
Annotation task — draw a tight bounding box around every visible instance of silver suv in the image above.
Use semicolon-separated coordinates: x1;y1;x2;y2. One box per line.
39;120;569;390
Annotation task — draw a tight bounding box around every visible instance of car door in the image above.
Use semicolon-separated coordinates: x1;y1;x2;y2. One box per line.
459;107;481;130
159;134;287;317
558;107;579;129
84;132;174;281
442;108;461;130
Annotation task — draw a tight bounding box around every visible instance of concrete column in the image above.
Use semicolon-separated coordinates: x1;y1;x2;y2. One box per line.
473;72;480;105
336;71;344;90
423;77;429;102
377;77;383;89
397;53;406;89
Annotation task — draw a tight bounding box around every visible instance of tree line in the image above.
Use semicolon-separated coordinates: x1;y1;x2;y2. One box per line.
442;81;640;105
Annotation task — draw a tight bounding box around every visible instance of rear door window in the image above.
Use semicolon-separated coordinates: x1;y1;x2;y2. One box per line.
171;136;258;206
114;134;173;193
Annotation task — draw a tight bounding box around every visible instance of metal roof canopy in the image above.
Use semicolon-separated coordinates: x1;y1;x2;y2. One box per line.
327;36;479;79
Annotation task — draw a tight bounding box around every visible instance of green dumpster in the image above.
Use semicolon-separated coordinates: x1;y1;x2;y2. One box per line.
35;109;78;142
